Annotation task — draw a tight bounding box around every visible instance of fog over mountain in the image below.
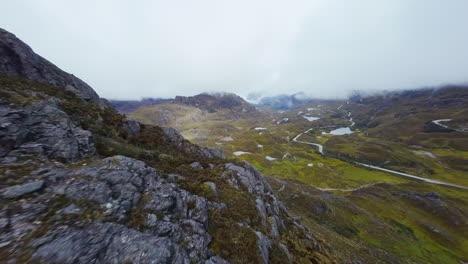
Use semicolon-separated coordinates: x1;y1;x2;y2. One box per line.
2;0;468;100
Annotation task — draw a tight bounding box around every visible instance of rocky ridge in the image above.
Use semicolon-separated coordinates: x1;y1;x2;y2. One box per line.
0;28;109;107
0;27;335;263
173;93;257;114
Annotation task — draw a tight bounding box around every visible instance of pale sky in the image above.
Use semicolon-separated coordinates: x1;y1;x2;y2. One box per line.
2;0;468;99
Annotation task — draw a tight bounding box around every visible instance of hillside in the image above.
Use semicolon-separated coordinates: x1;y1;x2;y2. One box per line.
127;85;468;263
323;86;468;185
110;98;171;113
174;93;257;114
129;93;264;143
0;28;336;263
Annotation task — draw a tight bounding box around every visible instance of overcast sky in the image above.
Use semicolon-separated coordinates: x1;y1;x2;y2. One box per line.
2;0;468;100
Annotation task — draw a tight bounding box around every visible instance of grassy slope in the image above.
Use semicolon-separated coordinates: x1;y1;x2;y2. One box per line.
0;74;337;263
128;93;468;263
269;178;468;264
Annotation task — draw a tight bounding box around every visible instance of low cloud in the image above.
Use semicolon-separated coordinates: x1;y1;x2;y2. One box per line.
2;0;468;99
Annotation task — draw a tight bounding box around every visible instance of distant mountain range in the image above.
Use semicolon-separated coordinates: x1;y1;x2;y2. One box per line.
109;98;171;113
174;92;257;113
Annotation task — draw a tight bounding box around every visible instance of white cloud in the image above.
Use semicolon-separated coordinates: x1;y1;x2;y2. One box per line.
1;0;468;99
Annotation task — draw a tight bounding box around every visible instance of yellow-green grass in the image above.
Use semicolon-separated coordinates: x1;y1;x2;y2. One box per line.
324;134;468;187
269;178;468;264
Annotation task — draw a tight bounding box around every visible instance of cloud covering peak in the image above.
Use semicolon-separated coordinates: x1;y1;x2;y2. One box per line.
2;0;468;99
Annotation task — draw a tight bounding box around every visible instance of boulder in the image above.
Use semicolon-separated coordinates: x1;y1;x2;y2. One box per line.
122;119;141;136
0;180;44;199
0;100;96;162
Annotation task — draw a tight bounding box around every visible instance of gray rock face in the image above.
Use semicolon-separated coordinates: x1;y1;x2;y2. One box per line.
122;118;141;136
396;191;466;226
0;180;44;199
55;204;82;215
0;100;96;162
205;256;230;264
203;182;218;196
224;161;324;262
0;156;224;264
0;28;109;107
255;231;271;264
190;161;203;169
206;147;226;159
32;222;189;264
224;162;295;258
162;127;225;159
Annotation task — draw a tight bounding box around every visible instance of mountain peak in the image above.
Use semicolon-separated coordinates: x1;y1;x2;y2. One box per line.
173;92;256;113
0;28;109;107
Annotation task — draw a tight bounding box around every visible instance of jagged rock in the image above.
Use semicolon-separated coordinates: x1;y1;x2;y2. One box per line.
279;243;292;262
425;192;440;200
255;231;271;264
0;211;8;230
173;93;257;114
0;28;109;107
1;155;220;264
31;222;188;264
122;119;141;136
55;204;83;215
191;161;204;169
0;180;44;199
225;161;293;243
313;201;331;214
203;182;218;196
162;127;225;159
205;256;230;264
206;147;225;159
256;198;268;225
224;162;273;195
0;100;96;162
395;191;465;226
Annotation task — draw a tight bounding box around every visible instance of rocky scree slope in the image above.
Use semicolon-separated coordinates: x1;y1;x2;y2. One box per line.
0;28;335;263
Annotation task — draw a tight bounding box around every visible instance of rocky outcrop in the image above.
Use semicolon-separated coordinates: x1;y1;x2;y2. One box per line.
0;100;96;163
0;180;44;199
1;156;227;263
224;162;287;238
162;127;225;159
110;98;170;113
395;191;466;227
223;161;324;263
173;93;256;114
0;28;108;107
122;118;141;136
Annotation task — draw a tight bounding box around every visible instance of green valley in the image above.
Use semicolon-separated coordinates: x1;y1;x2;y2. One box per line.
128;88;468;263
